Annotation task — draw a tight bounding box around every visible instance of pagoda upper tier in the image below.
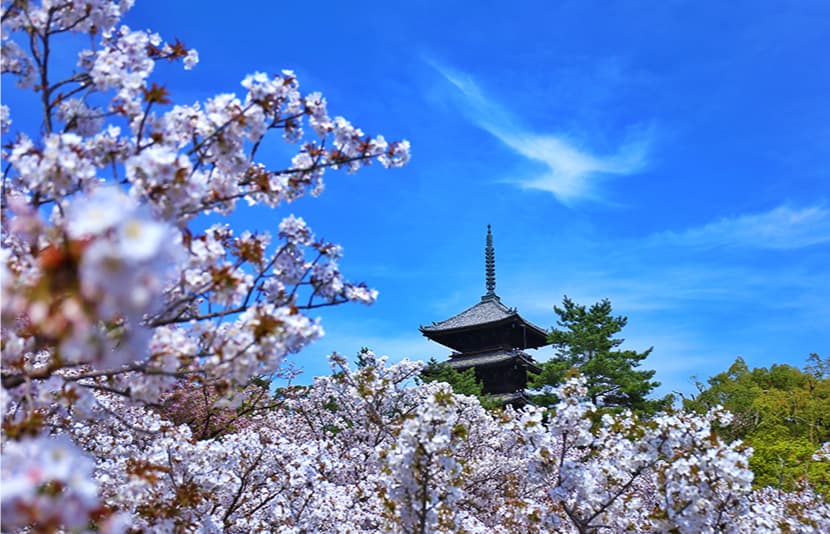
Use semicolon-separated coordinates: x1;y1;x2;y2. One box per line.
419;225;548;354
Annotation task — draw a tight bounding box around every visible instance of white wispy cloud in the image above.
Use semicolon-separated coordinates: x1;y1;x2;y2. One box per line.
650;204;830;250
433;63;651;204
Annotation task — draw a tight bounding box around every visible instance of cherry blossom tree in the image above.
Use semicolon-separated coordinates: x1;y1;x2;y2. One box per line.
1;0;408;529
2;1;829;533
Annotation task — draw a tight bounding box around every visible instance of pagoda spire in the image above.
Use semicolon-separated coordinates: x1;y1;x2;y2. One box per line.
483;225;497;300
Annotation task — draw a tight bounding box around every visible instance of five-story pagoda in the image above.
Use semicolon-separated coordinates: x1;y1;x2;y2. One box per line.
420;226;548;405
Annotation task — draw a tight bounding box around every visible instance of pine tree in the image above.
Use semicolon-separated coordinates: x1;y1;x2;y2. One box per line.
530;296;661;413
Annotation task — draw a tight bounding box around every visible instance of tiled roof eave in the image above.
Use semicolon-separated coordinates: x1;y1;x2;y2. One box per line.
419;297;515;332
421;316;549;345
491;391;536;406
420;314;517;334
518;317;549;339
444;350;542;372
446;354;515;369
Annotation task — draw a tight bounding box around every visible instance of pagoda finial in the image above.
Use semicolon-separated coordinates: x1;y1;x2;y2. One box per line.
483;225;497;300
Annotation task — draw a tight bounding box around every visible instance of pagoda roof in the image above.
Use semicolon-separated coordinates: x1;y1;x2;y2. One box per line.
420;295;548;344
444;348;541;374
421;296;515;332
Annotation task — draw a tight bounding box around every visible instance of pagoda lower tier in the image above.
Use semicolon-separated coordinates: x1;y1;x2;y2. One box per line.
445;348;541;405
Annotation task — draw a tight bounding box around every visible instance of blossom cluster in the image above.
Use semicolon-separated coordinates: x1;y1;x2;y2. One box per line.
1;0;407;394
9;352;827;533
2;0;407;529
1;435;99;531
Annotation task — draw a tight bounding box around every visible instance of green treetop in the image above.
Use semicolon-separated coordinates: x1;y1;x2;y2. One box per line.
685;354;830;496
530;296;661;414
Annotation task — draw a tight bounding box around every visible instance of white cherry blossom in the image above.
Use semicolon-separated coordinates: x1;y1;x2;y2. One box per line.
2;1;826;532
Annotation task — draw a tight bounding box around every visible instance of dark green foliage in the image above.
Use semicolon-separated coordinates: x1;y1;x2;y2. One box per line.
684;355;830;496
529;296;662;414
355;347;373;368
420;358;499;409
805;352;830;380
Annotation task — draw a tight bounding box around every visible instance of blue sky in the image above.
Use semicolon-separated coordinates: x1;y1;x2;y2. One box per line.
7;1;830;396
